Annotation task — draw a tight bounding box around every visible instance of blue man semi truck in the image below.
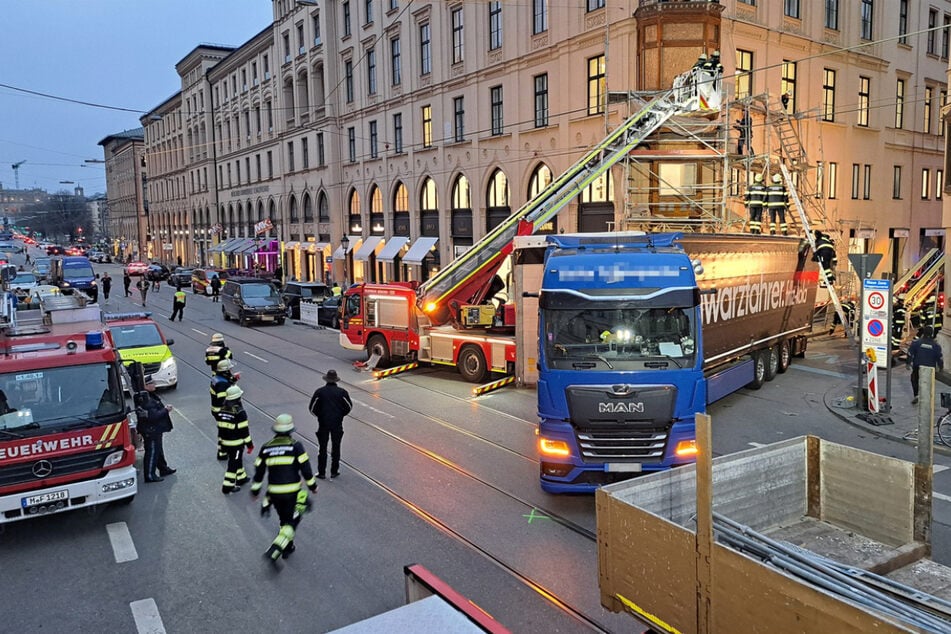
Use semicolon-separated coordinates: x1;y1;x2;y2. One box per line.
535;232;819;493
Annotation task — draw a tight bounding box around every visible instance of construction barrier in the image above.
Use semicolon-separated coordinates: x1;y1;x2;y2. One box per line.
373;362;418;380
865;348;879;413
471;375;515;396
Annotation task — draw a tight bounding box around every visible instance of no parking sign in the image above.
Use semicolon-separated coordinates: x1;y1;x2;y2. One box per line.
862;279;891;369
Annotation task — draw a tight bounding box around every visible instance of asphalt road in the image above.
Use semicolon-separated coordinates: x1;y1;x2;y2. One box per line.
3;255;951;633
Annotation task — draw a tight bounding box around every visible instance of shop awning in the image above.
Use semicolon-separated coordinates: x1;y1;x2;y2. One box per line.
283;241;300;250
224;239;253;254
209;237;239;253
353;236;384;261
332;236;362;259
377;237;409;262
306;242;330;254
235;240;260;255
402;237;438;265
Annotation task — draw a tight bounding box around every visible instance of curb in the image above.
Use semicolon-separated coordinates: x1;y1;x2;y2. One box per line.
823;380;951;456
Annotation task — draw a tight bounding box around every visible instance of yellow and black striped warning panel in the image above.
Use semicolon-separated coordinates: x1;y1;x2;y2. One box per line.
471;375;515;396
373;362;419;380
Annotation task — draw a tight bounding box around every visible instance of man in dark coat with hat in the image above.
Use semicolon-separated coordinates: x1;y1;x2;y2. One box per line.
308;369;353;479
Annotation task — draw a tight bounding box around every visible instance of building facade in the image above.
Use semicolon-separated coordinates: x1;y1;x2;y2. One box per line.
135;0;946;286
98;128;147;260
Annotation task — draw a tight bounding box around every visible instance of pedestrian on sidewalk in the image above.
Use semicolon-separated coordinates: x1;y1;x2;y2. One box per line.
308;369;353;479
170;285;186;321
908;326;944;405
123;270;132;297
251;414;319;564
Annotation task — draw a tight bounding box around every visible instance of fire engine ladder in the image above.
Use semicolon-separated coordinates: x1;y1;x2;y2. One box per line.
902;253;945;314
418;86;702;312
779;161;855;343
896;248;939;293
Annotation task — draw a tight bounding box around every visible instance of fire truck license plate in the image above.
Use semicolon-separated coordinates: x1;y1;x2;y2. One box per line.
22;489;68;508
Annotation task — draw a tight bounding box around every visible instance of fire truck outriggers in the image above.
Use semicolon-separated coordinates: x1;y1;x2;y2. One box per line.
0;278;136;523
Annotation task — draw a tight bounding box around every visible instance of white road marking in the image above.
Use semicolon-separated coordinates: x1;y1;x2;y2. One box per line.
191;328;208;337
243;351;268;362
355;400;395;419
130;598;166;634
934;465;949;474
934;492;951;503
747;442;767;448
789;364;850;379
106;522;138;563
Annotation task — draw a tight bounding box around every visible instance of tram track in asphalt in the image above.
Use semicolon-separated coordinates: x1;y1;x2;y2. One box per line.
166;319;608;631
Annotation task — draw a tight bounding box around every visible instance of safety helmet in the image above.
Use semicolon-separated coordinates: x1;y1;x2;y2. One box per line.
225;385;244;400
211;333;225;343
771;173;782;184
754;173;763;183
712;50;721;58
273;414;294;433
217;359;234;372
698;54;708;61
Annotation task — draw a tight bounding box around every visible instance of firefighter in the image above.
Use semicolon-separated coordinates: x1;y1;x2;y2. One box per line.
813;231;837;284
210;359;240;460
919;292;943;334
765;173;789;235
251;414;319;564
205;333;233;373
744;173;766;234
216;385;253;495
693;53;708;71
892;296;907;351
830;297;856;337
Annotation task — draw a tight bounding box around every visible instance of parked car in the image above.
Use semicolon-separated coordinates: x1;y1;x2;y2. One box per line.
125;261;149;276
281;281;332;319
146;263;171;282
87;250;112;263
9;271;39;295
32;257;51;281
46;245;66;256
191;268;229;295
220;277;286;326
169;267;194;288
317;295;342;329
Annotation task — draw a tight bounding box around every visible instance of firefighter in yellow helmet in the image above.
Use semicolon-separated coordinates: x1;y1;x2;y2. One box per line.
765;173;789;235
205;333;233;373
251;414;319;564
745;173;766;234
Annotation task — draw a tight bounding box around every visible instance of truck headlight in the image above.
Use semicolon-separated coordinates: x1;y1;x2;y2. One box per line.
103;449;125;467
538;437;570;457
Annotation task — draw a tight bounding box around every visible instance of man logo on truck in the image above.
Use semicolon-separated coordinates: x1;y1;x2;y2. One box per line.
599;402;645;414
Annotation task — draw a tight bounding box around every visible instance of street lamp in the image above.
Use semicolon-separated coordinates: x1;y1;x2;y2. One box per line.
341;235;350;286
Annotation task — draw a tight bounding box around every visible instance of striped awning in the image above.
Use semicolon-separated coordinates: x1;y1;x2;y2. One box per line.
224;239;253;254
209;238;239;253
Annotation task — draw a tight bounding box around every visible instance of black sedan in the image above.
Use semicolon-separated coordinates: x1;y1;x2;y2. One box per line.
281;281;331;319
146;264;171;282
317;296;341;329
169;267;194;288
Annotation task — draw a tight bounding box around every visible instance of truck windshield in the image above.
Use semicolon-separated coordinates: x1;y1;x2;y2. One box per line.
543;307;697;370
0;363;124;433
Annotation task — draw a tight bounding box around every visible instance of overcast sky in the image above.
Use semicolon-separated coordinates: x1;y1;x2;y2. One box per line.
0;0;272;196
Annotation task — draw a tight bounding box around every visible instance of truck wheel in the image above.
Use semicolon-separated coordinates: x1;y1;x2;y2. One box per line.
367;334;391;367
776;340;791;374
765;346;779;381
747;351;767;390
458;346;488;383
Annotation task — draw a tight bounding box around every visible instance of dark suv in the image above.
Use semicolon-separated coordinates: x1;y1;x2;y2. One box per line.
221;277;286;326
281;281;332;319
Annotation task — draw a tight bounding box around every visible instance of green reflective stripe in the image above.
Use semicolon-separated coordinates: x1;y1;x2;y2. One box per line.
304;476;316;488
253;457;263;468
297;453;310;463
217;422;238;429
267;482;302;495
220;439;246;447
266;456;296;466
236;421;249;429
251;482;263;492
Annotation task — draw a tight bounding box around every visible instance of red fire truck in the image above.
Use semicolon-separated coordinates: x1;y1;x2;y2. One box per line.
0;290;136;523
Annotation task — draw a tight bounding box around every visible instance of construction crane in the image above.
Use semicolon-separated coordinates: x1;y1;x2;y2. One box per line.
11;161;25;189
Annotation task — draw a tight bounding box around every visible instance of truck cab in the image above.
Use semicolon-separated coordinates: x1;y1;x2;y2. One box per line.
50;256;97;299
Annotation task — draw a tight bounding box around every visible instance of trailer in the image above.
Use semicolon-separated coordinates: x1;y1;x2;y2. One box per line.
597;432;951;634
536;232;819;492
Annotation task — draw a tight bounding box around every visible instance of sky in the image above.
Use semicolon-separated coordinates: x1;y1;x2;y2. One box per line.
0;0;273;196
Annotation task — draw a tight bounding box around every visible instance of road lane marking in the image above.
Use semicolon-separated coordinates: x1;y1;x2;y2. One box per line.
935;465;949;474
243;351;268;362
789;364;850;379
191;328;208;337
355;400;395;419
748;442;767;448
130;598;166;634
106;522;138;563
934;492;951;503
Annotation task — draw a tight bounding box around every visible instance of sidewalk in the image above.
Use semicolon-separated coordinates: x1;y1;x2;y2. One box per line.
821;335;951;455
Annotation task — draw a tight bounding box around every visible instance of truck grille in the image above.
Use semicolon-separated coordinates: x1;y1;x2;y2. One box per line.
0;448;113;488
576;429;668;462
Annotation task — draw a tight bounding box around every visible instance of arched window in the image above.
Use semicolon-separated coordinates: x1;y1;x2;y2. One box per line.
289;195;299;222
419;177;439;238
578;170;614;232
392;181;409;236
303;192;314;222
348;188;362;233
485;169;510;232
318;191;330;222
451;174;472;244
529;164;557;234
369;185;384;235
452;174;471;209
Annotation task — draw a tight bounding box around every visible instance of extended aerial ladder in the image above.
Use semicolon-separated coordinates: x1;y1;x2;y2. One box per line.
417;66;718;327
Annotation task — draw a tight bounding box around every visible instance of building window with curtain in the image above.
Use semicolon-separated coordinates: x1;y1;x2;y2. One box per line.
587;54;605;115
